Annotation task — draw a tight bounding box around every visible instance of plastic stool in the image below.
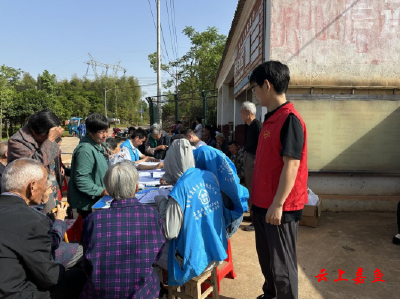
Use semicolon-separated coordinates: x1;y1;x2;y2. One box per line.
202;239;237;295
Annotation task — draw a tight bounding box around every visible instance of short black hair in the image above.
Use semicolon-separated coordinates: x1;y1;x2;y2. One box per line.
181;128;193;136
228;141;239;146
27;109;61;135
131;128;146;140
249;61;290;94
105;137;119;151
85;113;109;133
196;117;202;123
128;126;136;132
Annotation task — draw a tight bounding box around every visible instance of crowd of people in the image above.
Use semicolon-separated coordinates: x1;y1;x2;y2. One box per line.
1;60;397;299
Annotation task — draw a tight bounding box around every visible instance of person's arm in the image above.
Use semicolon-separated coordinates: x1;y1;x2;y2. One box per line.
266;156;300;225
8;136;59;167
138;162;164;170
48;204;68;250
155;195;183;240
74;147;104;199
22;218;65;289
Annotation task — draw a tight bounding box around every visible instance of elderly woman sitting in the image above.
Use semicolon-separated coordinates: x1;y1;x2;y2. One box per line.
81;161;165;299
155;139;228;287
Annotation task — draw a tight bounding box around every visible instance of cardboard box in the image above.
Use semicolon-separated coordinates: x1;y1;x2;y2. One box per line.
299;198;322;228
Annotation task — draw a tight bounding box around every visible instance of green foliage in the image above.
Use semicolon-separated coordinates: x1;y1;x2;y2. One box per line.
0;65;148;139
148;26;226;129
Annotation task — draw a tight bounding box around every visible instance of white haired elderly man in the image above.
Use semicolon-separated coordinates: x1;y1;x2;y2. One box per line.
240;101;262;231
145;123;171;160
0;158;86;298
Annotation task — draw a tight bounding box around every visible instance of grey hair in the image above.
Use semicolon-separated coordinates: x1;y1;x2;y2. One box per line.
0;141;7;158
150;123;162;135
2;158;46;192
216;133;225;139
104;161;139;200
241;101;257;115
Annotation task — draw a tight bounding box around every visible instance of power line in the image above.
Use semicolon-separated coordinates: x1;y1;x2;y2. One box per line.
165;0;177;60
147;0;168;62
170;0;179;58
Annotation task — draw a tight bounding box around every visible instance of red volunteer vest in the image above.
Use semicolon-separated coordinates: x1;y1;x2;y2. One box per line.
251;102;308;211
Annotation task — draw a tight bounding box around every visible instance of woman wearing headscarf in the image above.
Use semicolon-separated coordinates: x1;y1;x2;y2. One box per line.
155;139;228;287
193;145;248;239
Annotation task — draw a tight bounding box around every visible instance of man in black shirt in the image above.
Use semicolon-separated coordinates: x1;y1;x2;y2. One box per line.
240;101;262;231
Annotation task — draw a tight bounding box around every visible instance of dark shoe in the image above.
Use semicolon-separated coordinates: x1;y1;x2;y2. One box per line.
256;294;265;299
393;234;400;245
245;224;255;231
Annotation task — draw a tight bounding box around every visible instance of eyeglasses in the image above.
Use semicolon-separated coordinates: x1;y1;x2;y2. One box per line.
250;84;258;93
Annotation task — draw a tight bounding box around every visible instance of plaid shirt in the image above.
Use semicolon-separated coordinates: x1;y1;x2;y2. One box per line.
81;197;165;299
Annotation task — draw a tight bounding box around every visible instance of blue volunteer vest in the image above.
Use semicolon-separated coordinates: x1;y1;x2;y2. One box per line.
193;146;249;220
120;139;140;162
168;167;228;286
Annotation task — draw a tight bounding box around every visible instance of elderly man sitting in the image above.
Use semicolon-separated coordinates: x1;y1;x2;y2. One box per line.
81;161;165;298
0;158;85;299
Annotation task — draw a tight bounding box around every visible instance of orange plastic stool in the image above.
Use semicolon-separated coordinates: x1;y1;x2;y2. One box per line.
66;215;83;242
202;239;237;295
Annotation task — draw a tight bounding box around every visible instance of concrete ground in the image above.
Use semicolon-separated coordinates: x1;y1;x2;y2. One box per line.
60;136;399;299
221;212;399;299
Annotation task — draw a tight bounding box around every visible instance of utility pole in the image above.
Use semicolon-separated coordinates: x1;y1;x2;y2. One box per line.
140;100;143;124
104;87;108;118
157;0;162;125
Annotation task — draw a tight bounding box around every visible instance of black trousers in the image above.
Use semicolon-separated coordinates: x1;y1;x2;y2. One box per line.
48;268;86;299
253;210;299;299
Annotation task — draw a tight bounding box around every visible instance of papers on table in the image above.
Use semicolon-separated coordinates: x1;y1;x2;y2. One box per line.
138;169;165;189
137;186;173;204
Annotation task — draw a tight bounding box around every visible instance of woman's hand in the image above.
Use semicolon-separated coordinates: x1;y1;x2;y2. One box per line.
100;189;109;197
160;178;168;185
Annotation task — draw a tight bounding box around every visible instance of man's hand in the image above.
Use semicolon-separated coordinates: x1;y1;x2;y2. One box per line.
55;203;68;220
265;203;283;225
48;126;64;142
156;145;168;151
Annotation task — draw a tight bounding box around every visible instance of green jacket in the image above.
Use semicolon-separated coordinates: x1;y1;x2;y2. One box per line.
67;135;109;211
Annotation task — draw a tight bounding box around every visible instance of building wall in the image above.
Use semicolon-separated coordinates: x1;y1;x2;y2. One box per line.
269;0;400;87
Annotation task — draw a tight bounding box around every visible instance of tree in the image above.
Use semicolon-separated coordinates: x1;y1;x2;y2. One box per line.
37;70;56;94
0;65;21;139
148;26;226;128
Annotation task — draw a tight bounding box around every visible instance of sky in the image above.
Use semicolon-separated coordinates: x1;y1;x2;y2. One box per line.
0;0;238;97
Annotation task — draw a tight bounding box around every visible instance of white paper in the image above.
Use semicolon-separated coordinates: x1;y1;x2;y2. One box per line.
138;171;152;177
152;171;165;179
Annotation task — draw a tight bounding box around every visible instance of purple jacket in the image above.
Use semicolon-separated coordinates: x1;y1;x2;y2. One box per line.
81;197;165;299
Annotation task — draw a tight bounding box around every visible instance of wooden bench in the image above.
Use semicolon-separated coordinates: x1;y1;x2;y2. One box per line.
167;267;219;299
